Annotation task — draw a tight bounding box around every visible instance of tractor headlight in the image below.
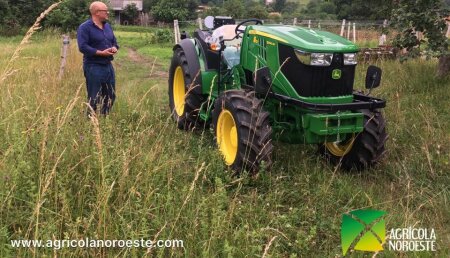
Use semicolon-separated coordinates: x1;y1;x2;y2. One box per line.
294;50;311;64
311;53;333;66
295;50;333;66
344;53;358;65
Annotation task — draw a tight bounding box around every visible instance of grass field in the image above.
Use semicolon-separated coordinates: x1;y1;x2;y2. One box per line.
0;27;449;257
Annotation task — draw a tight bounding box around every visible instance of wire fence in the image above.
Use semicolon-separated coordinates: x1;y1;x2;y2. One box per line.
172;19;395;47
141;17;449;45
130;16;449;61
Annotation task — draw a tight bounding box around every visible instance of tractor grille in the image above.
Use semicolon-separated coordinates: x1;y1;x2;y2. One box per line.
278;44;355;97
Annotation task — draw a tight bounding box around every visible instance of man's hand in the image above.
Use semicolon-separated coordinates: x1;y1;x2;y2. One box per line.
109;47;118;54
96;48;117;57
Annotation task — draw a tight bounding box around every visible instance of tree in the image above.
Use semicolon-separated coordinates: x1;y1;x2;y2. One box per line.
0;0;9;20
44;0;92;32
391;0;450;77
143;0;159;13
202;5;223;18
300;0;338;20
8;0;55;25
200;0;222;4
277;1;300;19
0;0;16;35
273;0;286;13
0;0;54;34
152;0;198;23
331;0;393;20
122;3;139;25
246;3;268;19
222;0;245;19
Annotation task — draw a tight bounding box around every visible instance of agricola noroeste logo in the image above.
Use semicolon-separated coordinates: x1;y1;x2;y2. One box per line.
341;209;386;255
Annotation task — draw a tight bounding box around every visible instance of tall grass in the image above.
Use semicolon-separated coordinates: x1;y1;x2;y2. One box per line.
0;2;61;86
0;28;449;257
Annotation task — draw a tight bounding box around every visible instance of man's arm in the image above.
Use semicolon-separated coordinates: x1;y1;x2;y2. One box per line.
77;25;97;57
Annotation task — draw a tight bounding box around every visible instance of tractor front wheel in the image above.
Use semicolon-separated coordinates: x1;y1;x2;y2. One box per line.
168;48;205;130
320;110;388;171
212;90;273;174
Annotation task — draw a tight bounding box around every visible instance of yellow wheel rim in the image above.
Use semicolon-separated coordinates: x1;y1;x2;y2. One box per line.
217;109;238;165
173;66;185;116
325;135;356;157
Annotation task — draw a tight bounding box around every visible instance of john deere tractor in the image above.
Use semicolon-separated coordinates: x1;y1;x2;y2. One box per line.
168;16;387;172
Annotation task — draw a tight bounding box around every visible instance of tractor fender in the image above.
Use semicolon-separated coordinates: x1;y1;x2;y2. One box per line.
173;39;202;95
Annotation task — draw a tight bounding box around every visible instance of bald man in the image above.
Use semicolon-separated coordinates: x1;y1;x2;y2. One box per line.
77;1;119;116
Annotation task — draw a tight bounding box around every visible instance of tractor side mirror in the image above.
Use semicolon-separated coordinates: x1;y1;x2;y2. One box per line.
180;31;189;40
204;16;214;29
365;65;382;89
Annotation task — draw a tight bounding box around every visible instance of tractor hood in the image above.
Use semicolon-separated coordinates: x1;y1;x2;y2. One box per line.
248;25;359;53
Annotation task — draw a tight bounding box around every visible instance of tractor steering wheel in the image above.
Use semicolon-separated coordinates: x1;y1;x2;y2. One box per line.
234;19;263;37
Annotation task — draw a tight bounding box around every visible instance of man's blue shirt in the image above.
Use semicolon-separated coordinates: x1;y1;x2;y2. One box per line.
77;19;119;65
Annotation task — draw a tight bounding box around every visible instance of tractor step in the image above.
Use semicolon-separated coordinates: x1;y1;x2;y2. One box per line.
303;112;364;143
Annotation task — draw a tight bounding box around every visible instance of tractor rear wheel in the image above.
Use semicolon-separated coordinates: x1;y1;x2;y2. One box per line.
320;110;388;171
212;90;273;174
168;48;205;130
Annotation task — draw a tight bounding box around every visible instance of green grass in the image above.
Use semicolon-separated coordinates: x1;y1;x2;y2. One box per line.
0;28;449;257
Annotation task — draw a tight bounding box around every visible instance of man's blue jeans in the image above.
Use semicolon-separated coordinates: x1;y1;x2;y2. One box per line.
83;63;116;115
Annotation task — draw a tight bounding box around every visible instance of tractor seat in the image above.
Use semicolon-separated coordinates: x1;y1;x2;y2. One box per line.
212;24;244;47
212;25;243;69
194;25;244;69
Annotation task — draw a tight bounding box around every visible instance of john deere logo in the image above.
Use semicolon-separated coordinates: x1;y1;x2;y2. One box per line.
341;209;386;256
332;69;342;79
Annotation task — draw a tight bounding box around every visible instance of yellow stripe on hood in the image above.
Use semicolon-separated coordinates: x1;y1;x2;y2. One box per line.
248;30;288;43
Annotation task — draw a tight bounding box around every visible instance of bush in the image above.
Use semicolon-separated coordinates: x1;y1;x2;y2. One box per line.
152;29;173;43
268;12;282;23
0;21;21;37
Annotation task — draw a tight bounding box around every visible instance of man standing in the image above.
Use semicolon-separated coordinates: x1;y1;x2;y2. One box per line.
77;1;119;116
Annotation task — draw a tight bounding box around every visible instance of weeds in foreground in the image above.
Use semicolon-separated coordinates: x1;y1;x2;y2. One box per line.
0;27;448;257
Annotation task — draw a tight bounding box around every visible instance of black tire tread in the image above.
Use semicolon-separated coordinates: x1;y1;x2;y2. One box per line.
212;90;273;173
320;109;388;171
168;48;206;130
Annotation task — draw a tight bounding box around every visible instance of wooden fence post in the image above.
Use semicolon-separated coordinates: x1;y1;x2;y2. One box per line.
379;19;388;46
58;35;70;80
173;20;180;44
347;22;351;39
446;20;450;38
353;22;356;42
340;19;346;36
308;20;311;28
293;18;297;26
197;17;203;30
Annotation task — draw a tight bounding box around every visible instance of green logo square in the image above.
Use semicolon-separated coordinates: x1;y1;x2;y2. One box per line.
341;209;386;255
332;69;342;79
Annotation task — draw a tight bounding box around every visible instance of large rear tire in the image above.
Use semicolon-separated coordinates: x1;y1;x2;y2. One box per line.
168;48;205;130
212;90;273;174
320;110;388;171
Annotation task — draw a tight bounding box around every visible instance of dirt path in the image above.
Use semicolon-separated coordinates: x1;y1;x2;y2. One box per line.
126;47;168;78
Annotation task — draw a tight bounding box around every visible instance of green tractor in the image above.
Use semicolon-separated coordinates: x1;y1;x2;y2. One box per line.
168;17;387;172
